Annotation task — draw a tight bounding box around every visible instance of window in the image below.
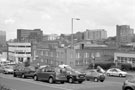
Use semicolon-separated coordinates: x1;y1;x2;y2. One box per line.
76;53;80;59
45;51;48;56
132;58;135;64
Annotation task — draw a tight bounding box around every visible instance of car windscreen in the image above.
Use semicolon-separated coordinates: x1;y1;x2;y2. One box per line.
4;66;13;69
25;66;36;71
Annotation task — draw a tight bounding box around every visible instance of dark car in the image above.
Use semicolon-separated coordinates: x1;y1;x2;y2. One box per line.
13;66;36;78
85;69;105;82
64;67;86;84
122;75;135;90
33;66;67;84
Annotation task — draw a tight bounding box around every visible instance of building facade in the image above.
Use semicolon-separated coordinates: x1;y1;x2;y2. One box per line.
116;25;134;46
32;42;116;67
43;34;60;41
0;31;6;45
84;29;107;40
114;52;135;67
7;43;32;63
17;29;43;42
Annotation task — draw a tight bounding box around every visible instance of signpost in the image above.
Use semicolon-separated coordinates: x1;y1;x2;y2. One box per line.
91;52;100;69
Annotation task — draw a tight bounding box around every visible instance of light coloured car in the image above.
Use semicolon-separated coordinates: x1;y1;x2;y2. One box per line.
106;68;127;77
3;66;14;74
122;75;135;90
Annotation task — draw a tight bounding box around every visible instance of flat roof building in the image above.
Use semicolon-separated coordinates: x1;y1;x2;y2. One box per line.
7;42;32;63
17;29;43;42
84;29;107;41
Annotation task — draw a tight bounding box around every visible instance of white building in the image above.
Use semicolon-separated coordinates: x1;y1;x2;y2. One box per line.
43;34;60;41
84;29;107;40
114;52;135;66
7;43;32;63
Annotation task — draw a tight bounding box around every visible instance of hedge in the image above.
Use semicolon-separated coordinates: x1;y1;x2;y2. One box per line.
88;63;134;71
88;62;115;70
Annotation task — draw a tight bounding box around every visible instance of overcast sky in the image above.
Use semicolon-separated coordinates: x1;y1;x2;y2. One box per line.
0;0;134;40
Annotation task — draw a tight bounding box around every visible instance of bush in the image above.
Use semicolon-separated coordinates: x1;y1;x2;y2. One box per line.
88;62;115;70
121;63;132;71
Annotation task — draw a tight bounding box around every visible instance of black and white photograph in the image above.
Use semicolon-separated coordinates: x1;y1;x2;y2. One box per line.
0;0;134;90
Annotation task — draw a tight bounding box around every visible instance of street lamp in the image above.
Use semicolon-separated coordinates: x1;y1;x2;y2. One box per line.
71;18;80;49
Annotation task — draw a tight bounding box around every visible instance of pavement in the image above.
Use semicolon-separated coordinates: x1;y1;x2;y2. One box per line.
0;73;127;90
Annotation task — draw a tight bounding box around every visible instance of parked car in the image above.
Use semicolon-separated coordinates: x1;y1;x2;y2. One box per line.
106;68;127;77
85;69;105;82
122;75;135;90
13;66;36;78
0;66;4;73
61;65;86;84
3;65;14;74
33;66;67;84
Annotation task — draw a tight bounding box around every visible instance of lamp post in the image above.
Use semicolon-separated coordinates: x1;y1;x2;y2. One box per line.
71;18;80;49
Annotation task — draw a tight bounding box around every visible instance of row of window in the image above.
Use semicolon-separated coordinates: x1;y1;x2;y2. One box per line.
37;50;65;58
38;59;64;65
8;51;31;54
9;45;31;47
37;50;93;59
117;57;135;64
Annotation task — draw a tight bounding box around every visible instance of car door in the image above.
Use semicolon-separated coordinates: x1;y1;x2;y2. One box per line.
86;71;92;80
15;69;23;76
109;69;114;75
44;67;54;80
91;70;97;79
112;69;118;76
38;67;51;80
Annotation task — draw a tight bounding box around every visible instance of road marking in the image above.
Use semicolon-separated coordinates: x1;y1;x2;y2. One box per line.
0;74;73;90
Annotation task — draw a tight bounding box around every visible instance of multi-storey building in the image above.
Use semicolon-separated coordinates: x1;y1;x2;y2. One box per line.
84;29;107;40
7;43;32;63
43;34;59;41
116;25;134;46
32;40;117;68
0;31;6;45
17;29;43;42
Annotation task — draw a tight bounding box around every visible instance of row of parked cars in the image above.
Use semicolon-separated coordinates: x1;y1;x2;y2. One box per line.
1;64;135;90
12;64;107;84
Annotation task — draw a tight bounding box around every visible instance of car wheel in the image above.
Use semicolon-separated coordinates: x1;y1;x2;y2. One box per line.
100;80;104;82
34;75;38;81
22;74;26;78
61;81;64;84
48;77;54;84
125;87;133;90
68;77;74;83
119;74;122;77
78;81;83;84
13;73;17;77
94;78;98;82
